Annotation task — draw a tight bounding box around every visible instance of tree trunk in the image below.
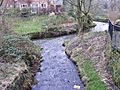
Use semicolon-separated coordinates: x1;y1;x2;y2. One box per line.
77;0;83;35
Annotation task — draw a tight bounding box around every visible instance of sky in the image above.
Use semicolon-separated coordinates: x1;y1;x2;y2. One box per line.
55;0;63;5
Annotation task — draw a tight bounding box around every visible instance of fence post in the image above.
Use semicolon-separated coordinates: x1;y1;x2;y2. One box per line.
108;20;113;41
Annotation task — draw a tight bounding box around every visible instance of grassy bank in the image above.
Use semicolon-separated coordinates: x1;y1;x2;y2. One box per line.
75;55;106;90
93;16;108;22
109;48;120;89
7;15;48;34
65;32;111;90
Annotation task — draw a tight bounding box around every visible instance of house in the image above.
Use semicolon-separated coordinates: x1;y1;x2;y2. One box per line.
2;0;64;14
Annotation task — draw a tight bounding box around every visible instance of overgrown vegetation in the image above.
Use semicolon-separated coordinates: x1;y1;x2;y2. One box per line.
65;32;112;90
94;16;108;22
44;13;74;30
46;13;74;25
6;13;75;35
66;0;93;34
0;34;40;61
75;55;107;90
115;19;120;25
0;32;41;89
0;24;41;89
109;49;120;89
0;8;40;88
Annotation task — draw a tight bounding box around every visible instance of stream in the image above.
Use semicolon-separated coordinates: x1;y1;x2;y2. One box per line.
32;22;108;90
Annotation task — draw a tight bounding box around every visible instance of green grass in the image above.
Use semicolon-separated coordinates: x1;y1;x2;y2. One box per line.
95;16;107;22
109;49;120;89
74;55;107;90
8;15;48;34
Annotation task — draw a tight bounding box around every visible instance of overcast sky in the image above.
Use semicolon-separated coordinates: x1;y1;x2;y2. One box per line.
55;0;63;5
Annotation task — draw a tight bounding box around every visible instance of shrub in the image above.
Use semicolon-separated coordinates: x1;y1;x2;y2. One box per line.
5;8;21;16
94;16;108;22
68;9;77;20
20;8;31;17
0;34;40;66
44;13;75;29
5;7;31;17
115;19;120;26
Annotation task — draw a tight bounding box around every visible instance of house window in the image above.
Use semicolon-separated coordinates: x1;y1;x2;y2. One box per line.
41;3;46;8
41;4;44;7
20;4;28;10
31;3;39;13
21;4;28;8
44;4;46;7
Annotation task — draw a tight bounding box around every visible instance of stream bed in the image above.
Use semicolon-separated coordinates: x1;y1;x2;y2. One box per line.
32;35;84;90
32;21;108;90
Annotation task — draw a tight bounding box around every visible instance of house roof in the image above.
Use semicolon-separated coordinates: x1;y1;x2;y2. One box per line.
2;0;63;7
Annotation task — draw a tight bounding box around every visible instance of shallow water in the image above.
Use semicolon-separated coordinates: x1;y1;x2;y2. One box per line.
32;35;84;90
32;22;108;90
92;21;108;32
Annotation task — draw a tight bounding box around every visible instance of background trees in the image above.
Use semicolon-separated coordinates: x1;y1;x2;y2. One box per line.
108;0;120;22
66;0;93;34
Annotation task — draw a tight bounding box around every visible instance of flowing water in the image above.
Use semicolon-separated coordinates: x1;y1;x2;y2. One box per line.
32;22;108;90
32;35;84;90
92;21;108;32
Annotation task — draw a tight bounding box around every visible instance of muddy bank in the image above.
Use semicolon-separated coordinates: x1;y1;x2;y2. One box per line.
64;32;118;90
32;35;84;90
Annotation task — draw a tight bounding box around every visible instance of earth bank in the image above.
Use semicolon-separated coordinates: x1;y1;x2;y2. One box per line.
0;32;41;90
64;31;118;90
25;22;96;40
109;47;120;89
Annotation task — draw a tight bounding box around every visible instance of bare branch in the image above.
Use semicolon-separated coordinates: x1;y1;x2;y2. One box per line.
66;0;78;7
0;0;4;7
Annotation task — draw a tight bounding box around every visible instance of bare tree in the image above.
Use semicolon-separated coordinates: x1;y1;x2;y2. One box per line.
66;0;93;35
90;0;108;17
108;0;120;22
0;0;4;7
0;0;10;33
